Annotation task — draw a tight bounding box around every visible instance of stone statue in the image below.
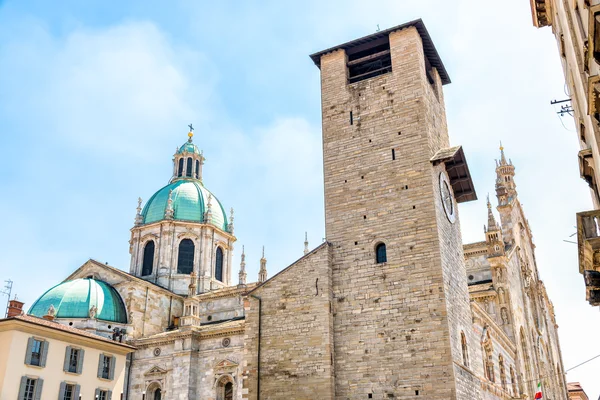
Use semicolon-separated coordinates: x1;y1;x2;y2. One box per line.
498;288;506;304
89;305;97;319
501;308;509;325
189;271;197;297
46;304;56;317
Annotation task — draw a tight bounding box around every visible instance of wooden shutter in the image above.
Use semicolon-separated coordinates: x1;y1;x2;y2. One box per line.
17;376;27;400
108;356;116;380
95;389;100;398
77;349;85;374
73;384;81;399
39;341;48;367
34;378;43;400
107;390;113;400
97;354;105;378
63;346;72;372
58;382;66;399
24;337;34;365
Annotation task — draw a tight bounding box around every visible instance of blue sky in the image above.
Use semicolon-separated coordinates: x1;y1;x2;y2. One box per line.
1;0;599;397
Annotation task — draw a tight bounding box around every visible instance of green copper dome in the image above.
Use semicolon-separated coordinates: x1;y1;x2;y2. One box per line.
28;278;127;323
141;180;228;231
178;141;201;155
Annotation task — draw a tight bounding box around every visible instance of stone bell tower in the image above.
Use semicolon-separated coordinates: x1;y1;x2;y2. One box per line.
310;20;481;399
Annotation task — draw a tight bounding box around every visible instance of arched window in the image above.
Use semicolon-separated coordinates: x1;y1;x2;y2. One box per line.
499;355;507;390
216;375;234;400
215;247;224;282
177;239;195;274
510;366;518;397
520;328;533;395
195;160;200;179
186;157;193;177
461;331;469;367
141;241;155;276
375;243;387;263
178;158;184;177
484;332;494;382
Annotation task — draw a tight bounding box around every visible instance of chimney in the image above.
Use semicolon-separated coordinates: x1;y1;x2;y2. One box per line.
7;299;24;317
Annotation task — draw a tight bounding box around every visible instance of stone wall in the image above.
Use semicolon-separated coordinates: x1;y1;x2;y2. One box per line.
243;243;334;400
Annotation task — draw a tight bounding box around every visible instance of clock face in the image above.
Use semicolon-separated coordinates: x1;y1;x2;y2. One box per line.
439;172;456;223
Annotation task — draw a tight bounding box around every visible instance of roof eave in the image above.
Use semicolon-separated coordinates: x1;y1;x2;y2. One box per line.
309;19;451;85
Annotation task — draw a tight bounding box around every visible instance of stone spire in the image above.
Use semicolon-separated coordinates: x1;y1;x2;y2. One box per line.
135;197;143;226
238;246;247;288
204;194;213;223
165;189;174;220
485;194;504;256
499;141;508;166
304;232;309;255
495;143;517;206
485;194;499;232
258;246;268;283
228;208;235;234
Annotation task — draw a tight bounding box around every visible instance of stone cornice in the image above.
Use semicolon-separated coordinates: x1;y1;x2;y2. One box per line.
130;219;236;242
132;322;244;348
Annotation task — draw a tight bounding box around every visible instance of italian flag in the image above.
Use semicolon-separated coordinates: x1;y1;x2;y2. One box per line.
534;382;543;399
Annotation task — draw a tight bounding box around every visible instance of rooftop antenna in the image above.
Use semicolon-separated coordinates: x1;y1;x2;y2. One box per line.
376;24;380;32
1;279;13;318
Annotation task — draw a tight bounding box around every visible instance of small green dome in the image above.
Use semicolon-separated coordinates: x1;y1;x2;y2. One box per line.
177;141;201;155
141;180;228;231
28;278;127;323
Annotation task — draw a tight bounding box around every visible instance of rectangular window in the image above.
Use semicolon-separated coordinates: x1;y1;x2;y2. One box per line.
102;356;111;379
30;339;42;366
98;390;108;400
594;11;600;63
63;384;74;400
23;378;36;400
347;36;392;84
68;349;79;373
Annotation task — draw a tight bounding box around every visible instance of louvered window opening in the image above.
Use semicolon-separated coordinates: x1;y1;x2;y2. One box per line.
347;37;392;84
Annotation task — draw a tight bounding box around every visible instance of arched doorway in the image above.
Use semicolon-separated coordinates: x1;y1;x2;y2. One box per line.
216;375;235;400
224;382;233;400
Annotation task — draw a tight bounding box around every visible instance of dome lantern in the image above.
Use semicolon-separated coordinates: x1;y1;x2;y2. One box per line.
172;124;205;183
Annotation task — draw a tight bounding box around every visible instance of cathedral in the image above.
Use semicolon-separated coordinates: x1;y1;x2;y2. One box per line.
26;19;568;400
